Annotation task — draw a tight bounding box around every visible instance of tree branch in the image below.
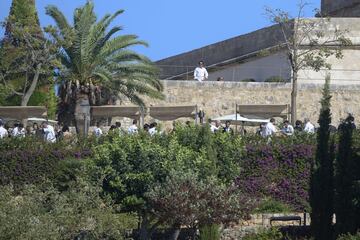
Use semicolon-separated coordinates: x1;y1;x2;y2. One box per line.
0;73;24;96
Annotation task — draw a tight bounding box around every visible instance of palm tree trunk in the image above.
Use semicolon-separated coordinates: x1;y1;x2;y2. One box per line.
74;91;91;136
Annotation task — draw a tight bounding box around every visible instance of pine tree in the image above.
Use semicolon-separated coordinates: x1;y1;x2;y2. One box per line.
310;74;334;240
5;0;42;41
0;0;55;108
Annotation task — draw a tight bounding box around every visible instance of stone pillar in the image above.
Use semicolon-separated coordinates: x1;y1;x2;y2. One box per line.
75;93;91;137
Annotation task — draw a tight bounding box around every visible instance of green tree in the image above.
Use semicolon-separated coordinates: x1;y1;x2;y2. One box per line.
310;74;334;240
266;0;351;124
91;133;168;240
45;1;163;135
146;170;253;240
0;0;57;108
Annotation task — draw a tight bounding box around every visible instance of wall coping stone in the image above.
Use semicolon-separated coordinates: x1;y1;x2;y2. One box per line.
161;80;360;91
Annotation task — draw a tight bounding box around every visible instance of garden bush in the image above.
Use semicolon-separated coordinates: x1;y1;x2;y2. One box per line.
242;227;283;240
236;142;314;211
199;224;221;240
146;170;254;229
0;181;136;240
337;232;360;240
241;78;256;82
265;76;287;82
0;137;92;188
254;197;293;213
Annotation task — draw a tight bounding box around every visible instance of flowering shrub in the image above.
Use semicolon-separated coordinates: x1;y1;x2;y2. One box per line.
236;143;314;211
0;137;92;188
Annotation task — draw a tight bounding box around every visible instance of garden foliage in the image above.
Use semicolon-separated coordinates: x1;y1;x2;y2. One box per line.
1;122;360;239
0;137;92;188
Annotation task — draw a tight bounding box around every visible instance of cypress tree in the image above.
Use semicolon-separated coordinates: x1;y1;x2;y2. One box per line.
335;115;357;235
310;74;334;240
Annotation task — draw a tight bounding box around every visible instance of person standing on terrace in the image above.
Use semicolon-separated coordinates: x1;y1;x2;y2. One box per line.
194;61;208;82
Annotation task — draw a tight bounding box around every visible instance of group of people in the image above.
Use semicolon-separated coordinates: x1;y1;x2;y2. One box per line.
258;115;356;138
209;120;233;133
207;117;317;137
93;119;159;137
258;118;314;137
1;114;356;141
0;120;58;142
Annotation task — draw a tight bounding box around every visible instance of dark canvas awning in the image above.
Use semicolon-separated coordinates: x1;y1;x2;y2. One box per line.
0;106;47;120
236;104;290;119
91;106;141;119
149;105;197;121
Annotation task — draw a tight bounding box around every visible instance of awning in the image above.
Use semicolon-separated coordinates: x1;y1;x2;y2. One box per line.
27;118;58;124
212;114;269;125
149;105;197;121
236;104;290;119
0;106;47;120
91;106;142;119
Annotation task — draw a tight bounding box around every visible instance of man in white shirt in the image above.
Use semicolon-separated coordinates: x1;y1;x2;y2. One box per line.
0;120;8;139
148;122;158;136
209;119;220;133
281;120;294;136
263;118;277;137
128;119;138;134
12;123;25;138
42;122;56;143
194;61;208;82
12;123;19;137
93;122;103;138
304;118;315;133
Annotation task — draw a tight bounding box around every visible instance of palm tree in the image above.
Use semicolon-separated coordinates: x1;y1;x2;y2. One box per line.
46;1;163;135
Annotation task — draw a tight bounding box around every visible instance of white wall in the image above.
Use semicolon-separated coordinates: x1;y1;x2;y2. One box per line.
207;51;291;82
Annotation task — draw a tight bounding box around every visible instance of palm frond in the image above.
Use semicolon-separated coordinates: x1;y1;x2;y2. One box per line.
100;35;148;58
45;5;72;38
47;1;163;106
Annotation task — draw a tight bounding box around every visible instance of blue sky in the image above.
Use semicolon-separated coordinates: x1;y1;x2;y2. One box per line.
0;0;320;61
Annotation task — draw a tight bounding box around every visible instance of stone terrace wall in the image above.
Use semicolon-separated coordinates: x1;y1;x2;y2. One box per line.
221;213;311;240
139;80;360;127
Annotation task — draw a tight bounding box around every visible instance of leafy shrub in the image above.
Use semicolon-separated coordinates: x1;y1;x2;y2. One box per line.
265;76;287;83
0;181;136;240
236;142;314;211
199;224;221;240
0;137;92;188
337;232;360;240
241;78;256;82
254;198;293;213
146;170;254;229
242;227;283;240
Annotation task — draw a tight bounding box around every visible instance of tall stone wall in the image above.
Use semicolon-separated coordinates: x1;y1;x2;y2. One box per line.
140;80;360;126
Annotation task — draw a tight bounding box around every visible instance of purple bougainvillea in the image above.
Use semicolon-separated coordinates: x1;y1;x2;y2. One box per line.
236;144;314;211
0;142;92;188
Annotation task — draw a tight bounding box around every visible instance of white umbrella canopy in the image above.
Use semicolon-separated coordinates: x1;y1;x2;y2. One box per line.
27;118;58;124
212;114;269;125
